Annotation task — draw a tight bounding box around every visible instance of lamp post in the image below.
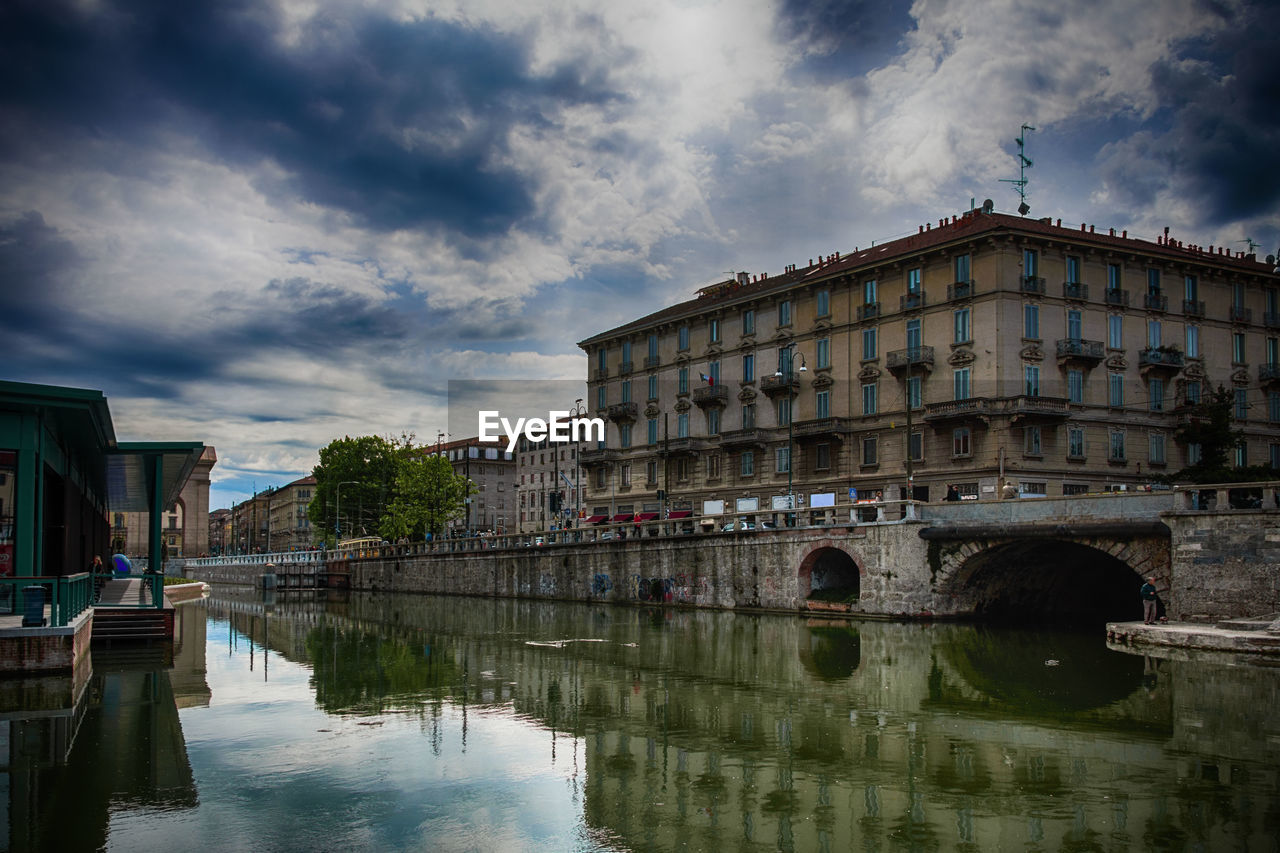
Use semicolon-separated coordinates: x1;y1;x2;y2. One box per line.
774;345;806;526
570;398;588;522
335;480;358;543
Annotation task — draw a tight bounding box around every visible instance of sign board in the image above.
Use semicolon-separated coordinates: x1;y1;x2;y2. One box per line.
810;492;836;508
735;496;760;512
848;487;857;501
771;495;793;511
702;499;725;516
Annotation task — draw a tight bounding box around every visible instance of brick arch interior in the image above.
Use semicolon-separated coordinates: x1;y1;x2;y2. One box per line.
797;542;862;601
938;538;1155;625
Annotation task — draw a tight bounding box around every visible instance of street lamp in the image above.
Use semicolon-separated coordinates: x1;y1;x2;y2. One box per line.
335;480;358;543
569;397;588;522
774;345;806;525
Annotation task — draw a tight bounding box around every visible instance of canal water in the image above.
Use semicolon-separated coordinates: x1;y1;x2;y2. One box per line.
4;590;1279;852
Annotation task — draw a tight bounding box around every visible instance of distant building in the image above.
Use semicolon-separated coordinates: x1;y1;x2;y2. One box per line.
115;446;216;557
267;475;317;551
515;437;582;533
429;436;516;534
208;508;231;555
577;208;1280;522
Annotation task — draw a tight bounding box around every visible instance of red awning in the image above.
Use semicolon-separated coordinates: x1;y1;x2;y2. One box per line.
584;514;608;524
666;510;693;519
611;513;632;522
634;512;659;521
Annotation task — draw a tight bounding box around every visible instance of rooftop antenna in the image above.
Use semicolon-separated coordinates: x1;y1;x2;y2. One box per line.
999;124;1036;216
1236;238;1259;254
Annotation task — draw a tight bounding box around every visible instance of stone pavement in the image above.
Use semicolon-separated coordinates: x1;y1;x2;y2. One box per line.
1107;615;1280;657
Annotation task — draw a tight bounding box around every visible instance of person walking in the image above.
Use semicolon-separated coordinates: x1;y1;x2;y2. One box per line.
1140;576;1159;624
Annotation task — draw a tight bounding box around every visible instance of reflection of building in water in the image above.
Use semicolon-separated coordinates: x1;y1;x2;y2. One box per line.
198;592;1280;852
169;602;211;709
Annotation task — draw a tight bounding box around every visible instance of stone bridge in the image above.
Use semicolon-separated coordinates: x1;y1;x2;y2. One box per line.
185;484;1280;624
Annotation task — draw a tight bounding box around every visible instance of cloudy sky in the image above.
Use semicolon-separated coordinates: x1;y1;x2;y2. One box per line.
3;0;1277;510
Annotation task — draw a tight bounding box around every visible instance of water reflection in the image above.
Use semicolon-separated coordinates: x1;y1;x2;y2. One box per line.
6;590;1280;851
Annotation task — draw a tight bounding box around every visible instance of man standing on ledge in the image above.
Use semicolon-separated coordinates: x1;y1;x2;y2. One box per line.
1140;576;1159;624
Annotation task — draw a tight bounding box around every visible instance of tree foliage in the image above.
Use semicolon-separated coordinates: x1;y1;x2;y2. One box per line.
1170;385;1249;483
379;454;474;541
308;434;407;544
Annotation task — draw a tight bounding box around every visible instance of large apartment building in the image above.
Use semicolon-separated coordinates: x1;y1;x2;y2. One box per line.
577;208;1280;523
429;436;517;534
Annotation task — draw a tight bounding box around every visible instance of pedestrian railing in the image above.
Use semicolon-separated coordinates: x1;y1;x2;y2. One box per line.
0;573;94;627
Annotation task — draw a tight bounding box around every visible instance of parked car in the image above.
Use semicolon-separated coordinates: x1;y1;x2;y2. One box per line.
721;521;756;531
597;531;615;541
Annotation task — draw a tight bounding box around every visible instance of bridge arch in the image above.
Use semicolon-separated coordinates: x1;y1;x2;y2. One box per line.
797;542;862;603
935;537;1164;625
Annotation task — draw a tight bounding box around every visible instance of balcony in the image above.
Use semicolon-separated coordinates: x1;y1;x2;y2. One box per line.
760;373;799;399
1265;311;1280;329
1062;282;1088;301
692;384;729;409
1000;395;1070;422
1182;299;1205;317
606;402;638;423
948;280;974;301
661;436;708;455
619;360;634;375
592;367;609;381
579;446;620;464
900;291;927;310
644;354;660;369
1230;306;1253;324
1020;276;1045;295
1138;347;1185;374
1104;288;1129;307
1260;364;1280;386
857;302;881;321
1143;292;1168;312
719;427;768;448
923;397;993;425
793;417;855;439
1055;338;1105;366
886;346;935;376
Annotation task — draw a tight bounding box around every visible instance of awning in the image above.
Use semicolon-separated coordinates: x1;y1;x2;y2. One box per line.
634;512;659;521
667;510;693;519
611;513;632;522
584;514;609;524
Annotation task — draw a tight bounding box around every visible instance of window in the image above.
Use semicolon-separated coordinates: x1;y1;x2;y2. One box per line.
741;451;755;477
1188;442;1202;466
709;318;721;343
816;390;830;419
907;375;921;409
908;431;923;461
1023;248;1038;277
622;340;632;366
1024;304;1039;339
778;396;792;426
1235;444;1247;468
707;454;721;479
1233;281;1245;309
595;467;607;489
619;424;632;448
648;333;658;359
1186;380;1201;405
953;427;971;457
1147;268;1161;295
954;368;971;400
778;299;792;327
1149;433;1167;464
742;403;755;428
776;446;791;474
816;289;830;318
1068;427;1085;459
596;385;607;410
1107;263;1121;291
709;360;721;384
954;307;971;343
647;418;658;445
597;348;607;373
1270;391;1280;423
1235;388;1248;420
1109;373;1124;407
1186;325;1199;359
648;374;658;400
1147;320;1161;349
1149;377;1164;412
862;435;878;465
1233;333;1246;364
743;353;755;382
707;408;721;434
1110;430;1126;461
646;460;658;483
955;253;971;282
1184;275;1198;301
863;280;878;303
619;464;631;487
1024;364;1040;397
1067;309;1082;341
1272;443;1280;470
1066;255;1081;284
817;337;830;369
815;443;831;469
1108;315;1123;349
678;325;690;351
1268;337;1278;366
862;327;878;360
1063;483;1089;496
862;382;878;415
677;412;689;437
1024;425;1042;455
1067;369;1083;403
906;318;921;350
907;268;921;293
742;309;755;336
621;379;632;403
678;367;689;394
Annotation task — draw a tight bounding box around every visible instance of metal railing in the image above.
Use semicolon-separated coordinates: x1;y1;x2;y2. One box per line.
93;571;164;609
0;573;94;627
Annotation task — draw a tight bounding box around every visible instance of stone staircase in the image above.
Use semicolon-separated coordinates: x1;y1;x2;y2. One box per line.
92;577;173;643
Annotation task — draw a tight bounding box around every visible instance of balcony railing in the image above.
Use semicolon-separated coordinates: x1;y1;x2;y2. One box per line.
900;291;927;310
1063;282;1088;300
579;446;620;463
857;302;881;321
592;368;609;381
1231;306;1253;324
1139;348;1185;370
886;346;935;373
692;384;729;408
619;360;634;375
1055;338;1105;362
923;397;993;423
948;280;974;300
644;354;661;369
1259;364;1280;385
1020;276;1045;294
793;417;855;438
1265;311;1280;329
1104;288;1129;307
1000;395;1070;419
719;427;768;448
606;402;638;422
1182;299;1205;317
1143;292;1168;311
760;374;799;398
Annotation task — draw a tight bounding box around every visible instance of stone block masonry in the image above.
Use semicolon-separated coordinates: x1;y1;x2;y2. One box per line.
1165;509;1280;621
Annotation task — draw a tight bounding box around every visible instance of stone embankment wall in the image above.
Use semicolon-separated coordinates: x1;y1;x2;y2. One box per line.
1164;509;1280;620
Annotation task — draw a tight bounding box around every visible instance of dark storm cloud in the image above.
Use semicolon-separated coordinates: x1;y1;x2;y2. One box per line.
0;0;619;236
778;0;914;80
0;211;82;332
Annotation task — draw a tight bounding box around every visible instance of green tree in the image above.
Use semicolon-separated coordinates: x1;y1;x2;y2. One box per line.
379;453;474;541
1172;385;1244;482
308;435;407;545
